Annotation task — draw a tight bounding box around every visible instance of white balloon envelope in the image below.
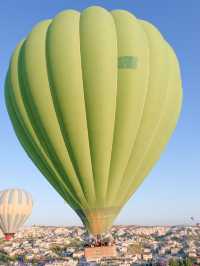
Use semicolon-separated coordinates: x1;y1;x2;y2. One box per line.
0;188;33;240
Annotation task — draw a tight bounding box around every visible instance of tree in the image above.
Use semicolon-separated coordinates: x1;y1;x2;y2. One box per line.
0;252;10;262
169;259;179;266
183;258;193;266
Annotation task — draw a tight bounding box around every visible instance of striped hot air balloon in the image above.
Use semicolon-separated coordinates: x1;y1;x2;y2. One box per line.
5;6;182;236
0;189;33;240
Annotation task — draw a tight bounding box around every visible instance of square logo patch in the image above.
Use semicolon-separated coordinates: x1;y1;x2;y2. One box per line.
118;56;138;69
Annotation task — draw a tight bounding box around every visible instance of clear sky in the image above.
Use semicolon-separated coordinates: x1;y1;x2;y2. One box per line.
0;0;199;227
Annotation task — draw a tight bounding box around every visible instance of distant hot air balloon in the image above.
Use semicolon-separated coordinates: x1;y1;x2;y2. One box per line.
5;6;182;236
190;217;194;221
0;189;33;240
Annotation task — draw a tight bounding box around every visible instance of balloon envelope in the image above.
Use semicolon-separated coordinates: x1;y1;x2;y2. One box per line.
5;6;182;235
0;189;33;238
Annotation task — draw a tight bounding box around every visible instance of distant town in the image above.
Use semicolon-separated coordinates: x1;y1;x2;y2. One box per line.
0;224;200;265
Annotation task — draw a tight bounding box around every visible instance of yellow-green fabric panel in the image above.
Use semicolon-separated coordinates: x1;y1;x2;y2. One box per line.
19;21;89;208
113;20;173;205
6;42;84;211
6;84;80;212
6;73;81;212
106;10;149;205
118;42;182;206
46;10;96;207
80;7;118;205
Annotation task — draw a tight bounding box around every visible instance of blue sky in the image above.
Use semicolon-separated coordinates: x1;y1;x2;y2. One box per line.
0;0;199;227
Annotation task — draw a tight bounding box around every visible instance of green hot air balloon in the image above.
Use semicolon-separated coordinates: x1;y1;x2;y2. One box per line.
5;6;182;235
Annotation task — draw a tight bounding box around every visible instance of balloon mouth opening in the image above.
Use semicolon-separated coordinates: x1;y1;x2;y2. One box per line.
76;207;120;235
5;233;15;241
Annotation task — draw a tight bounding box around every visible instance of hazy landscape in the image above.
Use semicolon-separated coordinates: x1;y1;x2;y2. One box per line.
1;224;200;265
